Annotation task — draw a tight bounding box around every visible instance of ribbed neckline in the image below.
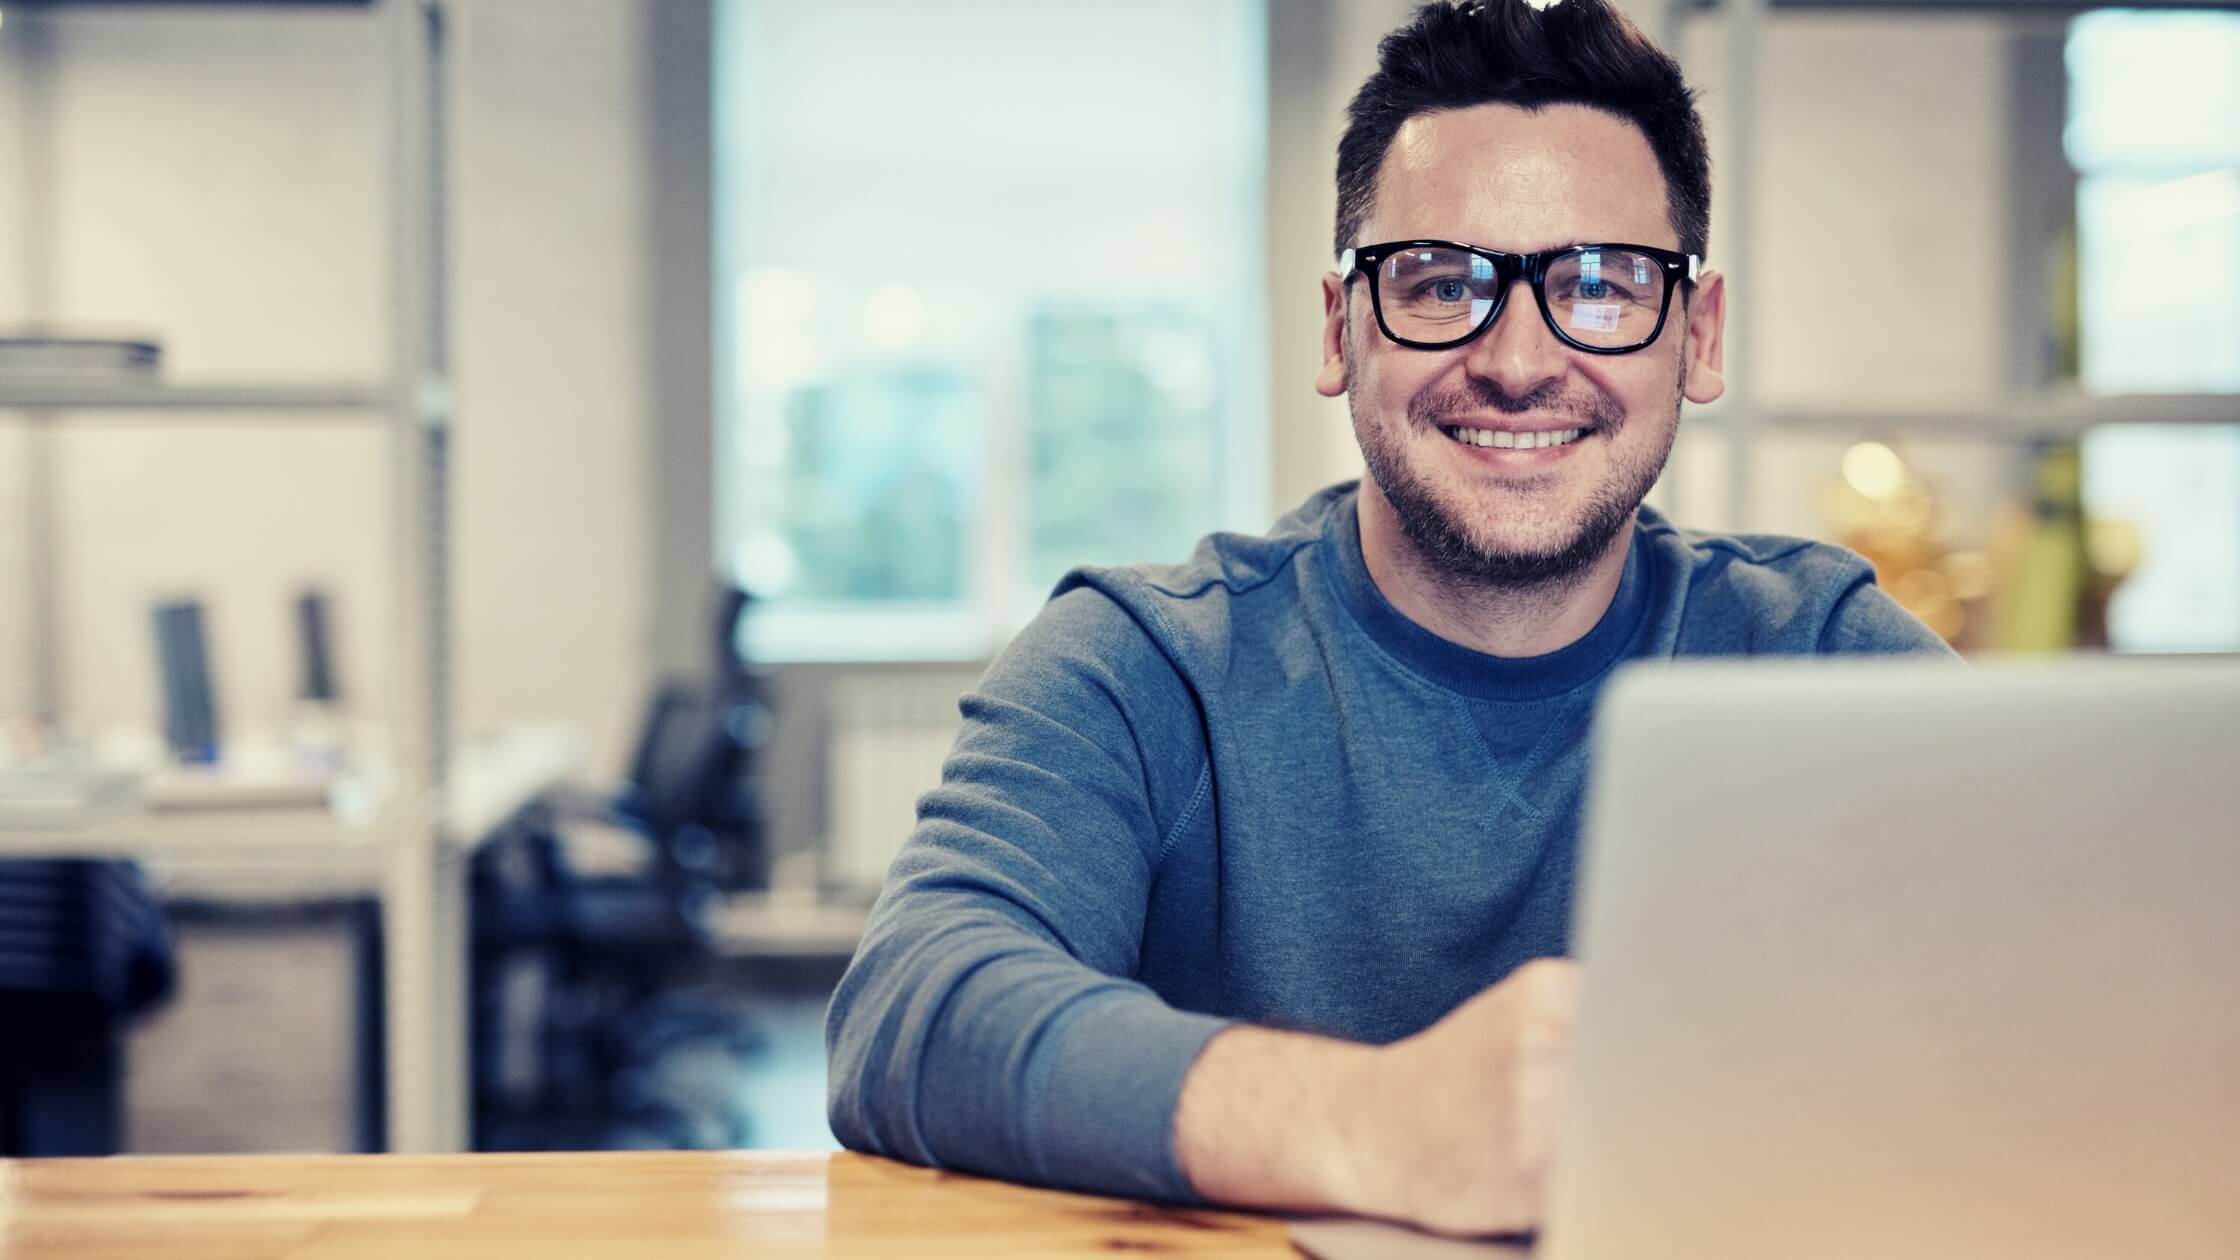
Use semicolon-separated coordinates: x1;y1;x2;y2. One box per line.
1322;487;1655;702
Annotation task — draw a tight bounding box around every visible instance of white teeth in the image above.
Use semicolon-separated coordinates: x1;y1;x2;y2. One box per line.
1444;427;1585;449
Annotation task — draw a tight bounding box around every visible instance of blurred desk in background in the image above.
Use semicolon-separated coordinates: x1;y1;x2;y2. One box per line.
0;725;584;1153
0;1150;1293;1258
706;890;869;960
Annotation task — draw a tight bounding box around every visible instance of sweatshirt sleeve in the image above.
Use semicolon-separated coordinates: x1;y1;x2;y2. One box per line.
1817;572;1961;657
824;584;1233;1203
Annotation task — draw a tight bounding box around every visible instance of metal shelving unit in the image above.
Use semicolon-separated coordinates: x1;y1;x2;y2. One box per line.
0;0;465;1153
0;384;388;411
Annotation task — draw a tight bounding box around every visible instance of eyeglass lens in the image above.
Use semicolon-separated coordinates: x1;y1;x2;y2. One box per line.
1375;245;1669;349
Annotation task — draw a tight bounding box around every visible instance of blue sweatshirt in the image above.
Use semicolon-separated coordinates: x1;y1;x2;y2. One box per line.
825;483;1951;1204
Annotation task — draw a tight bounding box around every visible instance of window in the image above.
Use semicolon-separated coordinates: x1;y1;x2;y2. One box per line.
2067;9;2240;654
2082;423;2240;654
714;0;1268;662
2065;9;2240;395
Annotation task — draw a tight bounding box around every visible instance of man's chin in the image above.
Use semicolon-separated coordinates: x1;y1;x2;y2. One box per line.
1400;497;1634;592
1464;529;1589;566
1445;498;1599;565
1461;534;1600;581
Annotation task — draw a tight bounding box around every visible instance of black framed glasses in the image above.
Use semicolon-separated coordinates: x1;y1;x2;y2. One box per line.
1340;239;1701;355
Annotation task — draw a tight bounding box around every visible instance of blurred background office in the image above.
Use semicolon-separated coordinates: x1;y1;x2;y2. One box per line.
0;0;2232;1158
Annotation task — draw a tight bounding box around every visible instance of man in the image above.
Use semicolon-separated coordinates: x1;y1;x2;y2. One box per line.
826;0;1950;1238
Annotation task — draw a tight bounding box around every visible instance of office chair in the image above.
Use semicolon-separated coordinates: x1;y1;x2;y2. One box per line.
471;585;772;1151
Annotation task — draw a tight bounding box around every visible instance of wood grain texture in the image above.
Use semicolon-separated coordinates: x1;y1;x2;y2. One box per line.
0;1150;1296;1258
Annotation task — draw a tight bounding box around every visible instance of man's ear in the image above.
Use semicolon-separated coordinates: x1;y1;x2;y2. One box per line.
1315;272;1349;398
1681;270;1726;405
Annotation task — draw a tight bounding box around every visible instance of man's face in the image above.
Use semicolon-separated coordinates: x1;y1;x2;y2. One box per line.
1317;102;1726;589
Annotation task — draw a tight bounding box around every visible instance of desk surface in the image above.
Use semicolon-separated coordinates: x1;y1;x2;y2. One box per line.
0;1150;1297;1258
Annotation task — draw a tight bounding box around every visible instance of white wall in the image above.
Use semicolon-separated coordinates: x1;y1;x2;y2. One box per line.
450;0;654;772
1702;12;2015;408
0;0;657;771
1667;9;2020;538
0;30;35;721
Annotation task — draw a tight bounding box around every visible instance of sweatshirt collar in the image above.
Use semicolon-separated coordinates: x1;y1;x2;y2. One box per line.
1324;485;1654;702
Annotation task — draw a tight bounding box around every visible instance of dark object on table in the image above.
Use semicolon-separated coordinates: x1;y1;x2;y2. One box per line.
297;589;340;704
0;334;161;385
152;600;221;765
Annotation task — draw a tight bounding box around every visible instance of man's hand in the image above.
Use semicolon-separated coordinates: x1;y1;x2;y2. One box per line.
1173;958;1581;1238
1333;957;1581;1235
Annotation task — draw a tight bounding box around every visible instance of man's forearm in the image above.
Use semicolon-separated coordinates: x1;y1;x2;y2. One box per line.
1170;961;1580;1237
1171;1024;1385;1213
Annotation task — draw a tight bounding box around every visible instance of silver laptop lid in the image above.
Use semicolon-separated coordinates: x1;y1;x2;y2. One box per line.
1544;659;2240;1260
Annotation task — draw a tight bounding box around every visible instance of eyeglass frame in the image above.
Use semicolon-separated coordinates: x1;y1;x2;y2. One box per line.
1338;239;1702;356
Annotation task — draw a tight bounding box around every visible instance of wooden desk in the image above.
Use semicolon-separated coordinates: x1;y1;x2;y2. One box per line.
0;1150;1297;1258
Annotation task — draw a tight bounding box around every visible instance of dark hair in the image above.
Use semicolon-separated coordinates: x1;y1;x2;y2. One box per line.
1334;0;1711;261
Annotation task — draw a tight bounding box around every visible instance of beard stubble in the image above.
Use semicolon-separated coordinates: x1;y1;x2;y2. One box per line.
1350;352;1682;595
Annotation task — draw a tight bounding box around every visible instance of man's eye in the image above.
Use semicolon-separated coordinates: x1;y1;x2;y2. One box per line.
1559;279;1635;302
1428;278;1470;302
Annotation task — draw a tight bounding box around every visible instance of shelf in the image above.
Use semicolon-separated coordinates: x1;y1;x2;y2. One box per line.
0;808;375;864
0;383;388;412
0;2;376;10
1693;392;2239;439
0;726;581;862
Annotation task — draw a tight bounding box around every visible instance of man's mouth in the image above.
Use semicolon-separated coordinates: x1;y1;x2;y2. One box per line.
1438;425;1592;450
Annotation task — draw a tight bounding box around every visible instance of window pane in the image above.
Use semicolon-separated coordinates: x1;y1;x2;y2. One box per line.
2065;11;2240;174
765;362;979;604
2066;10;2240;396
2076;171;2240;395
1024;305;1224;600
2082;423;2240;654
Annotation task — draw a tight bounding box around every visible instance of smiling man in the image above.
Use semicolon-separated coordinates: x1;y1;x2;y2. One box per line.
826;0;1950;1238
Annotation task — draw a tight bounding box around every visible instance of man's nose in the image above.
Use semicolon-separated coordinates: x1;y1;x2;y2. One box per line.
1463;279;1568;400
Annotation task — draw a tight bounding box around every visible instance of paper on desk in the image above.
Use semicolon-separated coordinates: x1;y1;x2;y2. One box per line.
0;769;141;827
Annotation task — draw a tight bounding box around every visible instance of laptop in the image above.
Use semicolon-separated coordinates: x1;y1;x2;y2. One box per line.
1296;658;2240;1260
